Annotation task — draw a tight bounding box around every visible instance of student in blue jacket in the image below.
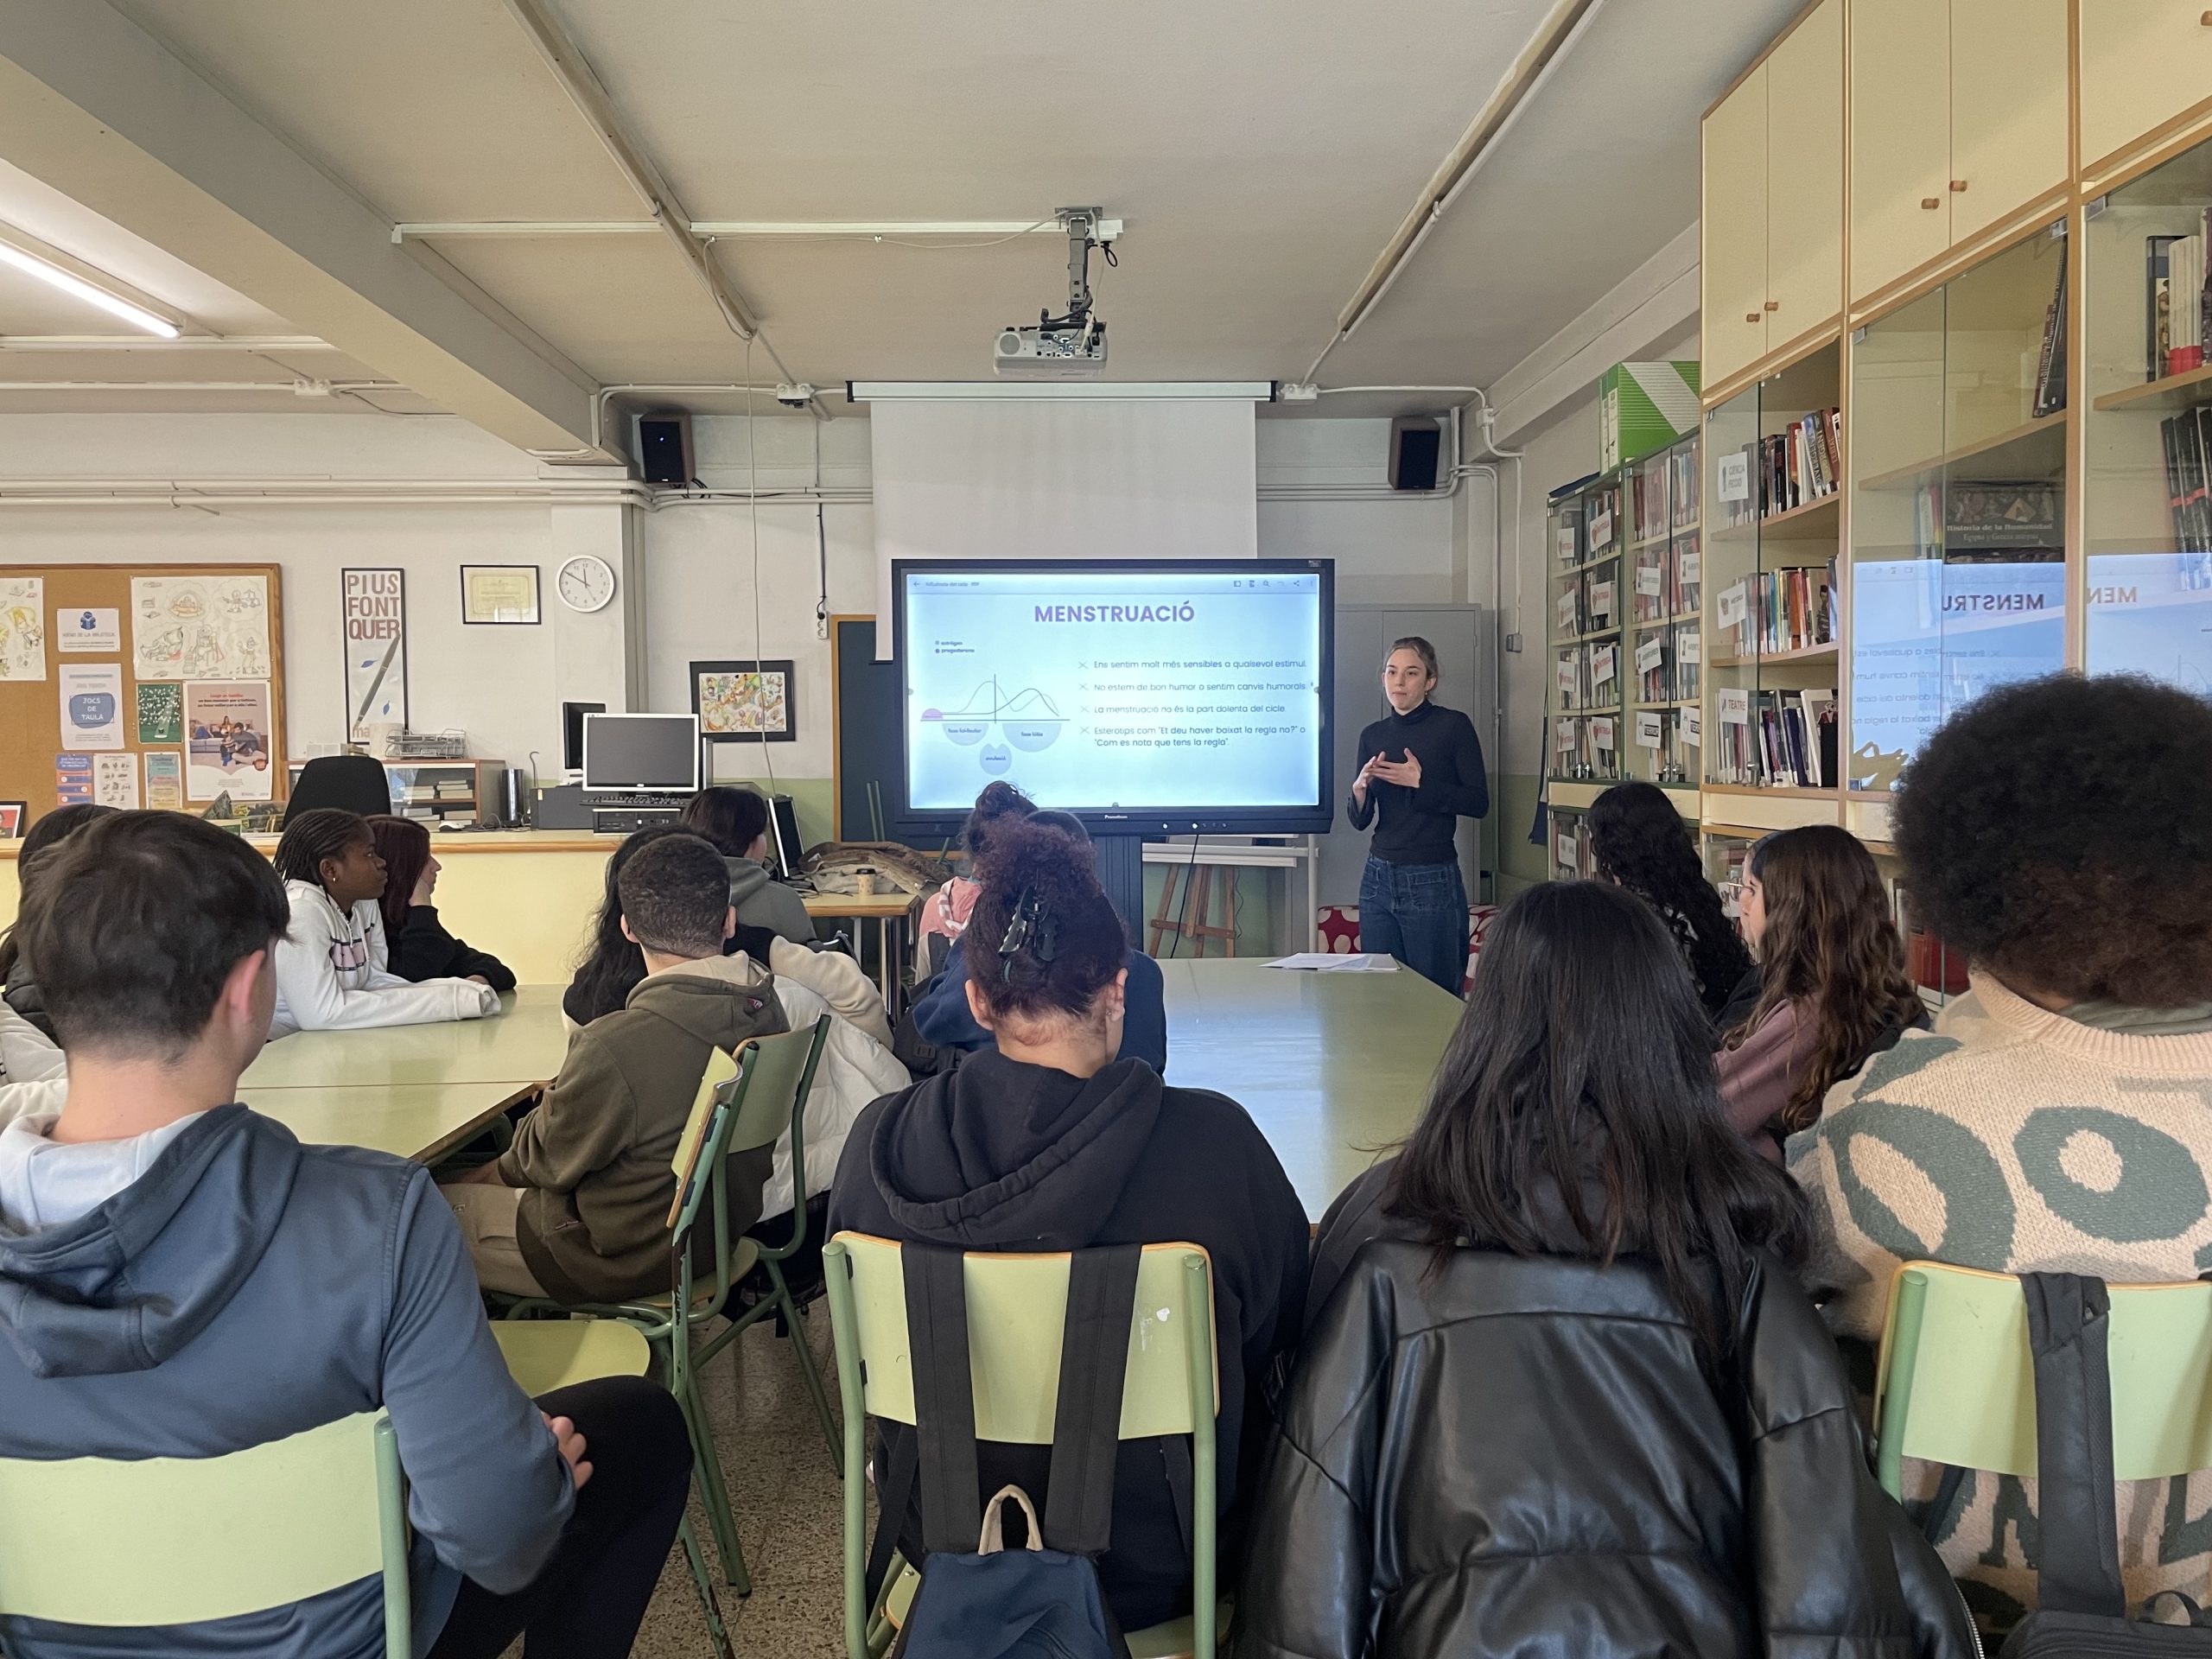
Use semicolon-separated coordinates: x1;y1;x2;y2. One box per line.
911;809;1169;1072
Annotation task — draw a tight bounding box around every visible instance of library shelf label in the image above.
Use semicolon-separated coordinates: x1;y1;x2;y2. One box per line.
1718;582;1749;628
1636;710;1665;749
1683;706;1702;747
1719;687;1751;726
1592;645;1618;685
1635;635;1666;674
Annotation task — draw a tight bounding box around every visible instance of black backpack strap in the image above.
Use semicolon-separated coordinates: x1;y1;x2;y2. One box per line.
864;1424;919;1605
903;1243;984;1557
1040;1244;1143;1557
2019;1270;2126;1618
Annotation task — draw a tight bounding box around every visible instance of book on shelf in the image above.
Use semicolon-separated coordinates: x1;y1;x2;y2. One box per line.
2161;232;2207;379
1554;641;1621;713
1553;813;1597;880
2031;251;2067;417
1926;480;2063;561
1728;562;1837;657
1711;686;1838;789
1725;408;1842;525
2159;407;2212;556
1669;442;1700;531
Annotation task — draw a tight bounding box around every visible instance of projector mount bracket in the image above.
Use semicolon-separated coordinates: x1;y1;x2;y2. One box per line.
1038;207;1116;340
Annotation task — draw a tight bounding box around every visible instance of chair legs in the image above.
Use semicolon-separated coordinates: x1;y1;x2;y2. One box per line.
668;1343;753;1595
678;1516;740;1659
766;1261;845;1478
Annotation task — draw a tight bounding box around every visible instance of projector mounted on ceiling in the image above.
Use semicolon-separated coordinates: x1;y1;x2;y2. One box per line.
995;207;1115;378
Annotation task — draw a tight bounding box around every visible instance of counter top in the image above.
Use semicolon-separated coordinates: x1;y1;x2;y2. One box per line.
0;828;628;859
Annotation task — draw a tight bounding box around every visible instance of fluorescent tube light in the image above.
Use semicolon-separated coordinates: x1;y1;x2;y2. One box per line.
847;380;1274;402
0;241;180;338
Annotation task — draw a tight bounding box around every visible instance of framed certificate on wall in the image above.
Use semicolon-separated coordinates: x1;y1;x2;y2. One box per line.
460;564;541;626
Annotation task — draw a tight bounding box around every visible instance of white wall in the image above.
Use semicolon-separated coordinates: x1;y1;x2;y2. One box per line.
0;409;1466;791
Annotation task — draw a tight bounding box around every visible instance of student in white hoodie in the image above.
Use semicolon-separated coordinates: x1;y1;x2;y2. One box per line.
0;999;66;1129
268;809;500;1039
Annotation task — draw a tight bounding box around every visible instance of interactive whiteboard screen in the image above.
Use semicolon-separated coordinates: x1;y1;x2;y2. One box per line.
897;560;1332;830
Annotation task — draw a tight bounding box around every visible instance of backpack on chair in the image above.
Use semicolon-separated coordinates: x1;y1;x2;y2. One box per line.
870;1243;1141;1659
1997;1273;2212;1656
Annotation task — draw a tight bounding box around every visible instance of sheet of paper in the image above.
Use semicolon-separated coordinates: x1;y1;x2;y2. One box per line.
1636;710;1664;749
143;749;183;810
1265;951;1398;972
1557;590;1578;632
1554;717;1579;752
1590;578;1616;620
1717;452;1751;503
1676;626;1701;665
1635;635;1665;674
57;607;120;653
0;576;46;681
1679;545;1701;584
1556;658;1575;698
59;664;124;750
185;679;275;801
1682;707;1703;748
133;575;271;682
1592;645;1617;685
1717;582;1749;628
1590;508;1614;549
1636;564;1663;596
1719;687;1751;726
93;752;140;809
1556;833;1576;868
1591;715;1615;751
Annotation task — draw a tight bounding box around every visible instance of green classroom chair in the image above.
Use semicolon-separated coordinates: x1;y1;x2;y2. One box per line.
823;1232;1225;1659
0;1411;410;1656
489;1319;738;1659
503;1014;841;1596
1870;1259;2212;1498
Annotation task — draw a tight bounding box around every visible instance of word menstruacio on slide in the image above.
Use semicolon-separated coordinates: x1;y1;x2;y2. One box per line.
903;566;1325;811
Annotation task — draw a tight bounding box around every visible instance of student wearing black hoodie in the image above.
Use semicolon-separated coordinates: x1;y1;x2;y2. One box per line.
828;816;1310;1633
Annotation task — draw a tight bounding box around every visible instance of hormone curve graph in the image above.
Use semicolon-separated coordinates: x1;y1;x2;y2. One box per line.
920;676;1071;753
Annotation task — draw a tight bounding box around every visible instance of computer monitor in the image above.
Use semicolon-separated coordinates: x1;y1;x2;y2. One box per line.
562;701;605;773
582;713;700;793
763;793;804;880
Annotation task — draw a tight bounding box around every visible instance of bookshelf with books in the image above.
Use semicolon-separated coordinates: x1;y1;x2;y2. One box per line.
1701;342;1845;829
1547;467;1629;802
1846;226;2069;796
2082;131;2212;695
1618;435;1704;795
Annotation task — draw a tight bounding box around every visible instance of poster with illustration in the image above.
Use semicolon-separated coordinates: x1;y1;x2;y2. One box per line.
0;577;45;681
143;750;183;810
55;753;92;806
132;575;271;683
93;753;140;810
58;664;124;750
184;680;275;801
341;569;408;740
136;682;183;743
56;607;120;653
692;659;795;741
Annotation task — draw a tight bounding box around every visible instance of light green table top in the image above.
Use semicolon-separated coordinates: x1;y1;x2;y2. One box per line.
1158;958;1464;1218
241;987;571;1091
241;1083;529;1166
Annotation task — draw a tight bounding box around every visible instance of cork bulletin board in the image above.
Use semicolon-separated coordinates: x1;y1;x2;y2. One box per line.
0;564;288;826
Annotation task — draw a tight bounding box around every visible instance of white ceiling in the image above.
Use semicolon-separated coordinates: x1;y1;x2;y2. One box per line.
0;0;1801;433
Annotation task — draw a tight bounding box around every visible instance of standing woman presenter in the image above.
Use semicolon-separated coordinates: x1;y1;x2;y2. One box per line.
1346;637;1489;994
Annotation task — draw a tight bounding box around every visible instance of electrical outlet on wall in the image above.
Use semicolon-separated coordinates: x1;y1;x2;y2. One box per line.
1504;632;1523;653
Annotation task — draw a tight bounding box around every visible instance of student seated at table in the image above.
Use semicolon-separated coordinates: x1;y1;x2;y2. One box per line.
366;814;518;993
830;815;1309;1633
448;833;795;1300
268;808;499;1039
0;810;691;1659
1790;674;2212;1631
1588;779;1751;1022
0;801;120;1039
1244;880;1975;1659
567;823;891;1046
1713;825;1927;1161
916;779;1033;969
680;784;817;944
908;809;1169;1072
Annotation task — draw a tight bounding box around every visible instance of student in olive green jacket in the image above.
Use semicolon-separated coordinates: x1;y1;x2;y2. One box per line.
443;834;788;1302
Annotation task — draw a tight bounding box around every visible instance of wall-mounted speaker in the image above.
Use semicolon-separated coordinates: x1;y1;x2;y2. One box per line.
1389;416;1444;492
637;411;694;485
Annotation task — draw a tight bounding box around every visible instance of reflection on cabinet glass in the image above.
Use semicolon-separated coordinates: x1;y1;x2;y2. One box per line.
1847;226;2069;791
2083;134;2212;696
1548;469;1626;785
1703;346;1842;792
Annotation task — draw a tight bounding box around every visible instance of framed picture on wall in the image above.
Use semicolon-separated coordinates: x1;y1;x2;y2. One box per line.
692;659;795;742
341;568;409;740
0;801;22;839
460;564;541;626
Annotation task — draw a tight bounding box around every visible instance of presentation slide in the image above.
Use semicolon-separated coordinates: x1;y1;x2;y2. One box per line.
901;566;1325;812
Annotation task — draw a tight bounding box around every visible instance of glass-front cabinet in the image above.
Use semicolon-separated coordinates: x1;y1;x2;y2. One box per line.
1845;223;2069;792
2083;136;2212;695
1545;468;1627;878
1624;435;1702;791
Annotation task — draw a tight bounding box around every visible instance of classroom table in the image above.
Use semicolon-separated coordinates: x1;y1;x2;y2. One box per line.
1159;957;1465;1218
803;888;923;1013
241;1083;532;1166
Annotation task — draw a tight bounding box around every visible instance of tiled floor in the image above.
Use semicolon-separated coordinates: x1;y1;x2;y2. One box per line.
628;1306;857;1659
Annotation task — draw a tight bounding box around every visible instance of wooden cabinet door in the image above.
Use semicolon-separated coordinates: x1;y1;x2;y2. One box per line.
1703;64;1770;388
1949;0;2067;243
1849;0;1951;302
1765;0;1843;338
2080;1;2212;175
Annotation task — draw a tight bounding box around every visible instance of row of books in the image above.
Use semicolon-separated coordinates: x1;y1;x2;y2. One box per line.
1552;706;1699;789
2158;404;2212;563
1709;687;1838;789
1551;715;1619;781
1554;568;1618;639
1552;812;1599;881
1629;441;1700;544
2031;248;2066;417
1723;563;1837;658
2149;225;2212;382
1719;407;1842;528
1554;639;1621;713
1633;625;1704;704
1631;530;1702;623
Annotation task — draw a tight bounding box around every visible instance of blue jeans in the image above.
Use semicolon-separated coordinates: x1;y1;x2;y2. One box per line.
1358;856;1468;995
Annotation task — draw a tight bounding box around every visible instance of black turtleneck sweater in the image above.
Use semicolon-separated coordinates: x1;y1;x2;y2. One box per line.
1346;700;1489;866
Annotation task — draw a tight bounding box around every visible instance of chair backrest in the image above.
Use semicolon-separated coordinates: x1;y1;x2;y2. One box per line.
826;1233;1218;1442
0;1410;410;1653
666;1015;832;1236
283;753;393;823
1872;1261;2212;1491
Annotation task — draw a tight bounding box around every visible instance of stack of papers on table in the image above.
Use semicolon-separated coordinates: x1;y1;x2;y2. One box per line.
1263;952;1401;972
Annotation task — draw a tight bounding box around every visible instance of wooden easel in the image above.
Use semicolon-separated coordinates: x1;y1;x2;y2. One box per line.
1148;862;1241;958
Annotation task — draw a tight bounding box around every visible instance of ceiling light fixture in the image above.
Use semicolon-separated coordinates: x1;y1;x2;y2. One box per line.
0;240;179;338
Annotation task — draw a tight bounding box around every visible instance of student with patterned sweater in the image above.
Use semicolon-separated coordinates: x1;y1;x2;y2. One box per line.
1788;673;2212;1635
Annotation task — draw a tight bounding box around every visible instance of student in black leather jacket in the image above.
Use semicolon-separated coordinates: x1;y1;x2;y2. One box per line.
1236;881;1978;1659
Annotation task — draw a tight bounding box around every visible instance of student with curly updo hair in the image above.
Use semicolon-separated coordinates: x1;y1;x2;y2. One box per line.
829;815;1309;1635
1790;673;2212;1633
1587;780;1751;1020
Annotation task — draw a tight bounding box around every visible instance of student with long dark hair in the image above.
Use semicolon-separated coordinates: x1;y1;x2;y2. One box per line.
366;816;516;993
1240;881;1975;1659
830;816;1309;1635
916;779;1033;963
1587;779;1751;1020
678;785;816;944
1716;825;1925;1160
268;808;499;1038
